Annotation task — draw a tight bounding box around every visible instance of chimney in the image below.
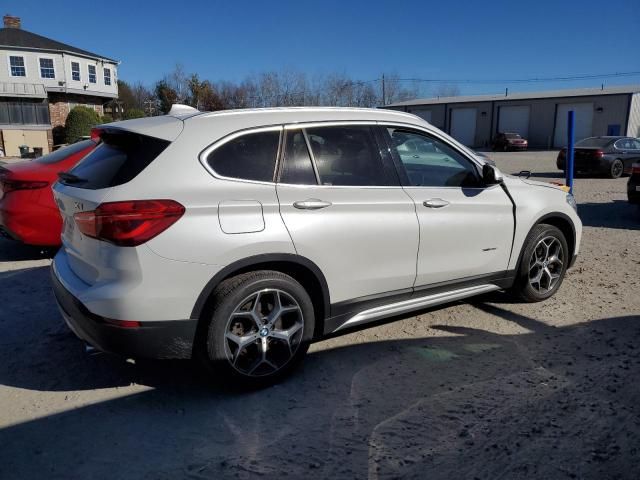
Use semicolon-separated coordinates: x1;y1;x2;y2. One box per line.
3;15;21;29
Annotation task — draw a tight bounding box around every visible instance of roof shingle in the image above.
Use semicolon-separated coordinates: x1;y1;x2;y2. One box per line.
0;27;117;62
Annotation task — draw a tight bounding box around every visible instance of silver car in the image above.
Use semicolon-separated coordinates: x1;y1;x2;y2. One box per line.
51;106;582;387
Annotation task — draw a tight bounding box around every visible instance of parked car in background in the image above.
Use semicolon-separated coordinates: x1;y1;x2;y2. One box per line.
628;163;640;204
0;139;97;246
51;106;581;388
557;136;640;179
492;132;528;151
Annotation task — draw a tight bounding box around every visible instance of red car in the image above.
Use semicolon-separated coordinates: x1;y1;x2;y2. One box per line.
0;140;97;246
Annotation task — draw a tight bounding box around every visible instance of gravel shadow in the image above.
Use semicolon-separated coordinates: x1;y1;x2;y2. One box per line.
0;267;639;480
578;200;640;230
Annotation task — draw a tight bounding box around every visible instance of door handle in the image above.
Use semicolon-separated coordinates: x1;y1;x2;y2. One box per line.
293;199;332;210
423;198;450;208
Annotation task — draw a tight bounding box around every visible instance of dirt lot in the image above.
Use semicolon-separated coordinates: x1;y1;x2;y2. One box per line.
0;151;639;479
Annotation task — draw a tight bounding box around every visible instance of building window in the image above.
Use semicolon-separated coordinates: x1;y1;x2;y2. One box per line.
39;58;55;79
9;55;26;77
104;68;111;86
88;65;96;83
0;100;50;125
71;62;80;81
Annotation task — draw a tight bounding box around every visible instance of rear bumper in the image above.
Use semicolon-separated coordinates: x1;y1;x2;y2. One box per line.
51;265;198;359
0;195;62;246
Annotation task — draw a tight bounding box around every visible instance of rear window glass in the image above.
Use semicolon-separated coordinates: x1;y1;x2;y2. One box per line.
63;131;170;189
36;140;95;165
575;137;613;147
207;130;280;182
305;125;394;186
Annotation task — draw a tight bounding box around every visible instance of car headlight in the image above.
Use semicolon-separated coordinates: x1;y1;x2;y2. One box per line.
566;193;577;212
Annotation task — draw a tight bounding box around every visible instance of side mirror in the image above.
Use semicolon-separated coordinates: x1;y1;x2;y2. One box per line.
482;163;504;185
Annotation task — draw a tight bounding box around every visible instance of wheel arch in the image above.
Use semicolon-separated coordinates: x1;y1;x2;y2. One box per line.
516;212;577;273
190;254;330;340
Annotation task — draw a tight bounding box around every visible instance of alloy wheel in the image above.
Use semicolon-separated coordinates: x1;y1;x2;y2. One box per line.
224;289;304;377
611;160;623;178
528;236;564;294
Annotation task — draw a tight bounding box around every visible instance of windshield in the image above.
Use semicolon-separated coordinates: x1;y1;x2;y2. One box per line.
35;140;96;165
575;137;613;148
505;133;521;139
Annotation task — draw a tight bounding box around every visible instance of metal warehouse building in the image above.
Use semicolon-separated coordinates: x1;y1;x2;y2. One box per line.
385;85;640;149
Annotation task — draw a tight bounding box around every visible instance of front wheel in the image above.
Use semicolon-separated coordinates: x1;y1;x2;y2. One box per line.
198;270;315;388
513;224;569;302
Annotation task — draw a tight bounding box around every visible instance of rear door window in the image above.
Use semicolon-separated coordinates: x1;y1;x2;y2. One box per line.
305;125;396;186
207;129;280;182
62;131;170;189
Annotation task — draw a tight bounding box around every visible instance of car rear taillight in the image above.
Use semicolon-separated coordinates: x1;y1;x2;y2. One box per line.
594;150;604;158
74;199;185;247
632;163;640;174
0;177;48;193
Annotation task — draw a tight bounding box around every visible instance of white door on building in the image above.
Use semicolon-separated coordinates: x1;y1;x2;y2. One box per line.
498;106;530;137
411;109;432;123
450;108;477;146
554;103;594;147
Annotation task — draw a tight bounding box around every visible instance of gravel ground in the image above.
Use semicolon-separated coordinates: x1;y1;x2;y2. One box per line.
0;151;638;480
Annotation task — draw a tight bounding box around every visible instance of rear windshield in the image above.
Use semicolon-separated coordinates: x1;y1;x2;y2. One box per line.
36;140;95;165
505;133;521;139
575;137;613;148
62;131;170;189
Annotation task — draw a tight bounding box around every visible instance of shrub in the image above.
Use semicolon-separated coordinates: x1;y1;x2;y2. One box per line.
101;114;113;124
65;106;101;143
123;108;145;120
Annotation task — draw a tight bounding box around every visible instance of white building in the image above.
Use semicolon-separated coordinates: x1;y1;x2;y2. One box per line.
0;15;119;155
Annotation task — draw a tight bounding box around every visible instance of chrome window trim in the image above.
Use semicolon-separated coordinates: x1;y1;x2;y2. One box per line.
199;125;283;186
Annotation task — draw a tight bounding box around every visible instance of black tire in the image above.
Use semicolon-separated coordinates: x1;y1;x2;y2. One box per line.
512;224;569;303
503;144;509;152
610;159;624;179
197;270;315;388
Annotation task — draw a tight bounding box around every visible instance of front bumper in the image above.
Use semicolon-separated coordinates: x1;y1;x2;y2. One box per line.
51;266;198;359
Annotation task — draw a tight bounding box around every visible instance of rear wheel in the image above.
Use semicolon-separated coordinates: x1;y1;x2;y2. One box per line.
513;224;568;302
198;270;315;388
610;159;624;179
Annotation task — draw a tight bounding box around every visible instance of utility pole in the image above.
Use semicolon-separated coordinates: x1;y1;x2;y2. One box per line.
381;74;386;106
143;99;156;117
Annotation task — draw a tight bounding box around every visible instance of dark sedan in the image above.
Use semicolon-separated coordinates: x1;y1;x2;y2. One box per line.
557;136;640;179
628;163;640;204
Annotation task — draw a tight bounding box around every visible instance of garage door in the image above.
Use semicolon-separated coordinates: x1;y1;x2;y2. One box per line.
554;103;593;147
2;129;50;156
450;108;477;146
498;105;530;138
411;109;432;123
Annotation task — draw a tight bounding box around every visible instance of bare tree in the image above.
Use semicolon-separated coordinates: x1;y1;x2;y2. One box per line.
433;83;461;98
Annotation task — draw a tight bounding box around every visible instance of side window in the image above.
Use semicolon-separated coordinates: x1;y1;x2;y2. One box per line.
207;130;280;182
632;139;640;150
387;128;481;188
305;125;394;186
279;130;317;185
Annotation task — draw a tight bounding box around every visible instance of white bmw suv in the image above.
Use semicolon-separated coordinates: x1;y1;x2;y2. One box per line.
51;106;581;387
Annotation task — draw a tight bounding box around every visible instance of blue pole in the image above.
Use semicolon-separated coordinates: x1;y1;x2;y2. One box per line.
566;110;575;194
